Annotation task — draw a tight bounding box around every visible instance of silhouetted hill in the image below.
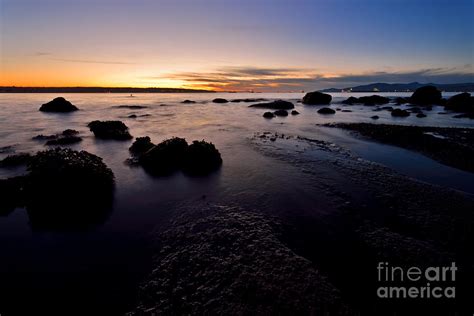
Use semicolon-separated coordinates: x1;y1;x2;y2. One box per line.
319;82;474;93
0;87;214;93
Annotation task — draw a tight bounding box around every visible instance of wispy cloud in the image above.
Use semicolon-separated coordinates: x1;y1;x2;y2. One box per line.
51;58;136;65
33;52;52;56
151;65;474;91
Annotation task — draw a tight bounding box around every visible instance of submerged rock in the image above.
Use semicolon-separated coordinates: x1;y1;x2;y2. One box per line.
139;137;189;175
0;153;32;167
181;100;196;104
263;112;275;118
213;98;229;103
39;97;78;112
114;105;148;109
317;107;336;114
274;109;289;117
129;136;155;156
46;135;82;146
88;120;133;140
291;110;300;115
394;97;409;105
342;95;390;106
182;141;223;175
416;113;427;118
302;91;332;105
231;98;267;103
249;100;294;110
370;115;379;120
391;109;410;117
410;85;442;105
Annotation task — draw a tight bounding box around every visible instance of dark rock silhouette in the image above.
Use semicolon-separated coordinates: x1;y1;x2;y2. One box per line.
410;85;442;105
249;100;294;110
317;107;336;114
0;153;32;167
129;137;155;156
1;148;114;230
445;92;474;113
231;98;267;103
46;135;82;146
291;110;300;115
212;98;229;103
394;97;409;105
113;105;148;109
302;91;332;105
391;109;410;117
263;112;275;118
139;137;189;175
182;141;222;175
128;114;138;119
181;100;196;104
88;120;133;140
39;97;78;112
371;115;379;120
0;176;27;215
416;113;427;118
274;109;289;116
342;95;390;106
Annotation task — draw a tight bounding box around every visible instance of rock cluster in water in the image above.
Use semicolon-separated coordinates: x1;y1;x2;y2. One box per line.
130;137;222;176
342;95;390;106
39;97;78;112
88;120;133;140
33;129;82;146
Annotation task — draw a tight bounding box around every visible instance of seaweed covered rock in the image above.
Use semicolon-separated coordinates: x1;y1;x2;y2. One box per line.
445;92;474;113
182;141;223;175
249;100;294;110
0;153;32;167
88;120;132;140
129;136;155;156
302;91;332;105
391;109;410;117
139;137;189;175
274;109;289;116
212;98;229;104
317;107;336;114
39;97;78;112
263;112;275;118
410;86;442;105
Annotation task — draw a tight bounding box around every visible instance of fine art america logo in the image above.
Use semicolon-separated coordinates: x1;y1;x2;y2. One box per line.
377;262;457;299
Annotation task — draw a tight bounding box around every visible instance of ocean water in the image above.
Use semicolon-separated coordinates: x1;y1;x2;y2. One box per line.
0;92;473;314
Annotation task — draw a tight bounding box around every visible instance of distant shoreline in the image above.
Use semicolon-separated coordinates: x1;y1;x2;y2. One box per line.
0;87;214;93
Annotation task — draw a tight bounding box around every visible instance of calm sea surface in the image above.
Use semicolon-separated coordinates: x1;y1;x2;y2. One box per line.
0;92;473;314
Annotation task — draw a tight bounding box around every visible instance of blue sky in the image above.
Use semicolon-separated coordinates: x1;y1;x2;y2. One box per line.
1;0;473;90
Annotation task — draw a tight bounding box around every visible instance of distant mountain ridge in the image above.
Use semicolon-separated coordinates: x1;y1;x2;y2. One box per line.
319;82;474;93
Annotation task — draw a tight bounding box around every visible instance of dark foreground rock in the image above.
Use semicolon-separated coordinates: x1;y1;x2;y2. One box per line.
1;148;114;229
39;97;78;112
445;92;474;113
263;111;275;118
391;109;410;117
325;123;474;173
302;91;332;105
88;120;133;140
212;98;229;103
249;100;294;110
0;153;32;167
129;205;346;315
317;107;336;114
129;137;155;156
291;110;300;115
410;85;442;105
137;137;222;176
342;95;390;106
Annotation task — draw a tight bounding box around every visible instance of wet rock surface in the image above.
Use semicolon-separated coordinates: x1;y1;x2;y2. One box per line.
39;97;78;112
212;98;229;103
445;92;474;114
249;100;294;110
410;85;442;105
263;111;275;118
325;123;474;173
88;120;133;140
317;107;336;114
129;205;347;315
274;109;289;116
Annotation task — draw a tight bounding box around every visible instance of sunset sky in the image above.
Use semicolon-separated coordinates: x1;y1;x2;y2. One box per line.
1;0;473;91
